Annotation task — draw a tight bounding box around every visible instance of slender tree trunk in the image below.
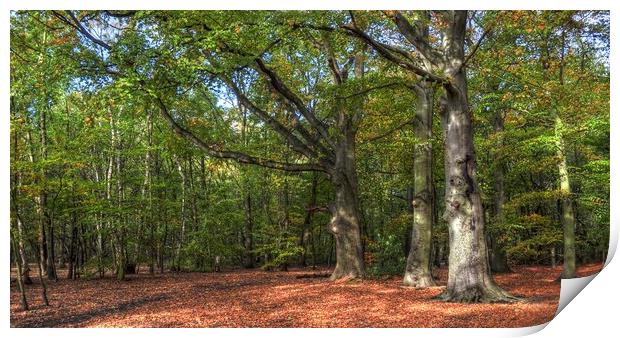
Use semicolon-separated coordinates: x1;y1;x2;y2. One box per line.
93;163;105;278
436;11;515;302
11;239;29;311
46;219;57;280
300;173;318;266
278;176;291;271
556;116;576;279
10;112;33;285
556;30;576;279
175;156;187;271
404;82;436;287
29;129;48;277
33;244;49;306
489;111;511;273
66;192;78;280
16;217;32;284
67;220;78;280
243;192;255;268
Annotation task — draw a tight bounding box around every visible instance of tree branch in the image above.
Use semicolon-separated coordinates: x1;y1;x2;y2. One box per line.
384;11;441;64
155;96;327;173
341;24;447;84
362;119;413;144
222;76;331;165
53;11;112;50
253;58;337;149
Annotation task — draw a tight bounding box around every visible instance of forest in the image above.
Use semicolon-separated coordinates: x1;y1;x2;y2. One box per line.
9;10;610;328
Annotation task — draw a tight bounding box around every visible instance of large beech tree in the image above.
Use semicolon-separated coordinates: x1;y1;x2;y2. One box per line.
342;10;517;301
53;10;380;279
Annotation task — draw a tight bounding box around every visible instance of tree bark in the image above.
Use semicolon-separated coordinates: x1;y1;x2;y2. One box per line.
403;82;436;287
327;128;364;280
11;239;29;311
10;108;33;285
300;173;318;266
556;116;576;279
489;110;511;273
174;156;187;271
436;11;515;302
243;192;255;268
556;30;576;279
46;219;57;280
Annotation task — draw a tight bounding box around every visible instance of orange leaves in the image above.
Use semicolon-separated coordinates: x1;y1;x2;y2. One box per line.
8;263;605;328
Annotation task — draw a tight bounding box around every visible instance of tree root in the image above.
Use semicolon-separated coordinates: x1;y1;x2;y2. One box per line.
403;273;437;288
402;279;437;289
434;286;525;303
296;273;331;279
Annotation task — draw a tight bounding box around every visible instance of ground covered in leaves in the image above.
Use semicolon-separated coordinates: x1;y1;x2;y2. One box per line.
10;263;603;328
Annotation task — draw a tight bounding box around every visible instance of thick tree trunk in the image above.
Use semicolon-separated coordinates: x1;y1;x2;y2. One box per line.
437;74;514;302
556;116;576;279
404;82;436;287
436;14;515;302
327;129;364;280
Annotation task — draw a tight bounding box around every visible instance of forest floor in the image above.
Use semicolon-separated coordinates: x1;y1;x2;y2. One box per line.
10;262;603;328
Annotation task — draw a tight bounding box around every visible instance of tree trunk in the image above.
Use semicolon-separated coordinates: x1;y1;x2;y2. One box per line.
556;31;576;279
11;239;29;311
66;193;78;280
404;82;436;287
175;156;187;271
299;173;318;267
436;12;515;302
243;192;255;268
327;128;364;280
34;244;49;306
46;219;57;280
556;116;576;279
93;163;105;278
67;221;78;280
489;235;510;273
10;114;33;285
489;110;511;273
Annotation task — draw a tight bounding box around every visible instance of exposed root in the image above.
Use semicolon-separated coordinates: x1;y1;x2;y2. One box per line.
329;268;363;282
402;278;437;289
434;286;525;303
296;273;331;279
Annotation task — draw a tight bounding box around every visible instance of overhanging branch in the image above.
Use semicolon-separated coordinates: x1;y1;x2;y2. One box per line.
155;96;327;173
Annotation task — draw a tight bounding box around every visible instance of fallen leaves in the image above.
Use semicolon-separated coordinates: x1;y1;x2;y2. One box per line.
9;262;603;328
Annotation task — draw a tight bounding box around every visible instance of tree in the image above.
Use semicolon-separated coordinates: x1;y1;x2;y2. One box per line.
343;10;516;301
